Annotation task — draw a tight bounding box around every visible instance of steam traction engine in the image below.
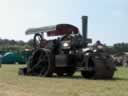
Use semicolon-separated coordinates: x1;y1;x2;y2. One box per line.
19;16;116;79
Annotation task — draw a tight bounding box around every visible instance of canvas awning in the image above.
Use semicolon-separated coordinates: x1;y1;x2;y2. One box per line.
25;24;79;36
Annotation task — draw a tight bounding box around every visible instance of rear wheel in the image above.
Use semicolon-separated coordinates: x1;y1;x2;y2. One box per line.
27;49;54;77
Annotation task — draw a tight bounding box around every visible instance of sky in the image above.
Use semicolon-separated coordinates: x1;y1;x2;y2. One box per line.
0;0;128;45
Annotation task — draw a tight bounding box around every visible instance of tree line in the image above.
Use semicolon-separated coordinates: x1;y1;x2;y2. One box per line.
0;38;33;54
108;43;128;54
0;38;128;54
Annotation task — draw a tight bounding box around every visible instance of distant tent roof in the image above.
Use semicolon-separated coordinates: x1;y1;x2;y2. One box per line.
26;24;79;36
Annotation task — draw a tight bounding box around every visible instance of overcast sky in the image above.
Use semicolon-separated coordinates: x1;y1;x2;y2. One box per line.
0;0;128;45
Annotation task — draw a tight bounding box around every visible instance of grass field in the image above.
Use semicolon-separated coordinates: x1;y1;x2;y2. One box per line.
0;65;128;96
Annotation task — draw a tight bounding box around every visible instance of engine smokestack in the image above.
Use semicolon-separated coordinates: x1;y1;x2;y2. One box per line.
82;16;88;47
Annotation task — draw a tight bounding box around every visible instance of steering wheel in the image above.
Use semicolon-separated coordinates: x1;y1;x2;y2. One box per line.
33;33;44;49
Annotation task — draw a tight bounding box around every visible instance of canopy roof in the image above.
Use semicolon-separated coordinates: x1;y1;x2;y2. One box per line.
26;24;79;36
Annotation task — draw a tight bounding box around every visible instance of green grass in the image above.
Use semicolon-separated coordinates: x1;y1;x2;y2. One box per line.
0;64;128;96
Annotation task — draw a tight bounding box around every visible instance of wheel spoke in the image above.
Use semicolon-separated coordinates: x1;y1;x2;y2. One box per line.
39;53;50;76
28;59;42;72
27;49;53;77
39;63;47;76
